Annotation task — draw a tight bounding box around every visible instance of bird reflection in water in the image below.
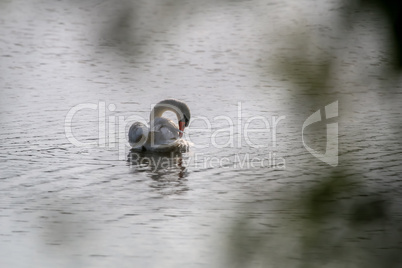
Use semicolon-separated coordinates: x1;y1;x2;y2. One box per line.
127;150;189;195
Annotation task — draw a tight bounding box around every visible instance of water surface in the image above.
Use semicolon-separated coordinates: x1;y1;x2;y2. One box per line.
1;0;402;267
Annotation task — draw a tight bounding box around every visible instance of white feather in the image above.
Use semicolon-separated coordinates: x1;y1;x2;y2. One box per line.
128;99;190;152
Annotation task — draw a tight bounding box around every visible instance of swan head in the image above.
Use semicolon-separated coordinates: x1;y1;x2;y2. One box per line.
178;107;190;138
151;99;191;138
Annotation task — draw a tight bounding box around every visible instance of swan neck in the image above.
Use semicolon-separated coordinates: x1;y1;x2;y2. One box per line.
150;105;181;122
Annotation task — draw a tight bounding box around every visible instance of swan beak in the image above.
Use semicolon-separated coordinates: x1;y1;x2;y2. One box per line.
179;121;186;138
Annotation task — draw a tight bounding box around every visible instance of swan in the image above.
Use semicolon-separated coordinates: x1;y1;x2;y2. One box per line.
128;99;191;152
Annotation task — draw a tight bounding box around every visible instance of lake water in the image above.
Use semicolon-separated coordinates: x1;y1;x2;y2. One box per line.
1;0;402;267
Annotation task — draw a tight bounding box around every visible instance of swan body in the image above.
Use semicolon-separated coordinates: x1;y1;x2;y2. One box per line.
128;99;191;152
